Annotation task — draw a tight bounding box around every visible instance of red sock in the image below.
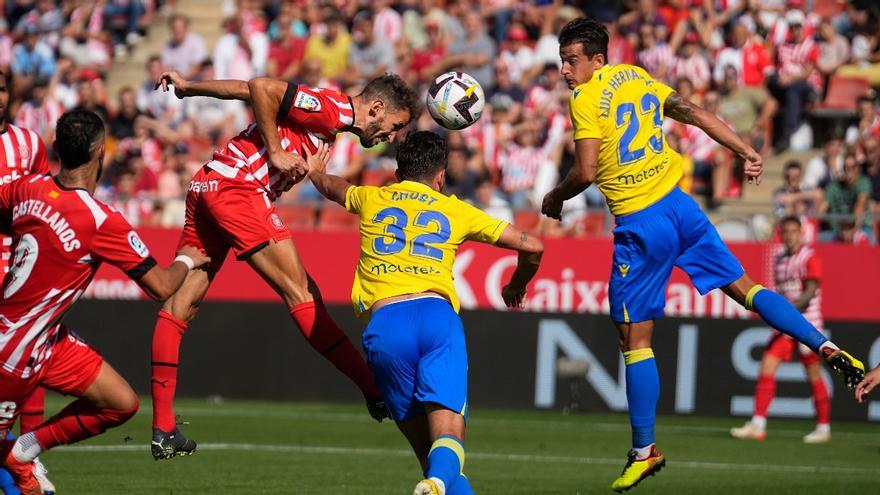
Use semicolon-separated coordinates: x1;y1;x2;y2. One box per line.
811;377;831;425
754;374;776;418
34;398;138;450
151;310;187;431
289;301;380;399
19;388;45;434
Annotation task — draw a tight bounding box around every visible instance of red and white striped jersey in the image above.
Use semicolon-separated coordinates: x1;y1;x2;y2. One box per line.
637;44;675;81
0;175;156;378
15;99;64;142
774;245;823;329
776;38;822;90
671;53;711;91
205;85;353;199
0;124;50;273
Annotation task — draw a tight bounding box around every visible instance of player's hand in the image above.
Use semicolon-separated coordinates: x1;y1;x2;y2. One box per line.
855;367;880;403
269;150;309;183
502;284;527;309
178;245;211;269
742;148;763;186
304;142;331;175
541;190;564;220
155;71;189;99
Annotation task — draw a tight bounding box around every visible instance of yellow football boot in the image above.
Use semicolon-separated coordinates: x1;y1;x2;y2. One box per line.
412;478;443;495
610;445;665;493
824;348;865;390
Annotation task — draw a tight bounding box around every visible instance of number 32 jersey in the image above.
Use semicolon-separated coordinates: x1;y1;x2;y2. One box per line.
569;64;683;216
345;180;508;320
0;175;157;378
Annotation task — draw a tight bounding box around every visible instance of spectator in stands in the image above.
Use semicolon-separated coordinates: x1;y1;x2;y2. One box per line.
821;151;872;238
15;0;64;45
266;5;307;80
816;19;849;81
0;19;12;72
605;19;635;65
672;34;711;93
499;23;535;87
137;55;181;126
294;58;338;91
445;146;481;201
161;14;206;80
102;0;145;58
636;23;674;83
347;10;397;85
845;96;880;145
179;60;247;144
73;79;109;123
408;17;447;84
774;161;819;216
804;135;844;190
718;66;777;154
372;0;403;44
472;175;513;224
15;75;61;144
442;11;496;89
835;219;871;246
59;0;111;71
767;10;821;152
214;13;269;80
488;59;525;118
109;86;141;140
11;24;55;96
106;168;154;228
303;9;351;81
713;22;772;89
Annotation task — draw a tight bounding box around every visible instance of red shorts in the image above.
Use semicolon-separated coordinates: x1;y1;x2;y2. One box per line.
764;331;820;365
178;167;292;271
0;325;103;432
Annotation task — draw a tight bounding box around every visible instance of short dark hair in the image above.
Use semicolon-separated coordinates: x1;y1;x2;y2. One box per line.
558;17;609;60
362;73;421;123
55;110;105;169
780;215;801;228
784;160;802;171
396;131;447;182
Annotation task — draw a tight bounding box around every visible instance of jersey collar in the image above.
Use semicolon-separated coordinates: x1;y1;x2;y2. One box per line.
399;180;437;193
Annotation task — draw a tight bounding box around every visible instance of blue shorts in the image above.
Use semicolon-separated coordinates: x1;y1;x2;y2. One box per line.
609;187;744;324
362;297;468;422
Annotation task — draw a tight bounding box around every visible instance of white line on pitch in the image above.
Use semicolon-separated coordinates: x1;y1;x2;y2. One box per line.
53;443;876;475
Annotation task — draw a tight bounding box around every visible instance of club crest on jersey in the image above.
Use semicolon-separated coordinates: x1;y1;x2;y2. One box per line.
128;231;150;258
294;91;322;112
270;213;285;231
18;145;29;166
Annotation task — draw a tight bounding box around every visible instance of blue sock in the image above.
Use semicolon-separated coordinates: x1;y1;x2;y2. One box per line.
447;473;474;495
747;286;829;352
624;348;660;450
0;467;20;495
426;435;465;491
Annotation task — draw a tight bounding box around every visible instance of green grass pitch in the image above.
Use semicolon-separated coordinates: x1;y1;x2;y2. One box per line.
38;397;878;494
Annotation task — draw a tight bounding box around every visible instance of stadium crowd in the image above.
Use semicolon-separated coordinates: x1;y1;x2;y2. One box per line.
1;0;879;242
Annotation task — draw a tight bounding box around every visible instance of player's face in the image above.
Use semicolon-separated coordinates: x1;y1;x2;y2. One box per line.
361;105;410;147
781;222;802;252
560;43;602;89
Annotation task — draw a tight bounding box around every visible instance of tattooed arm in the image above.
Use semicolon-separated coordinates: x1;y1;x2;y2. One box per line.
664;91;764;184
494;226;544;308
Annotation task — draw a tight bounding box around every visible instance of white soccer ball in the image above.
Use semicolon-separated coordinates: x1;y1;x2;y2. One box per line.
425;72;485;130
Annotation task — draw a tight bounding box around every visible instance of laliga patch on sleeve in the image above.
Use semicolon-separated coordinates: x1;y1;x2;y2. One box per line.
294;90;323;112
128;231;150;258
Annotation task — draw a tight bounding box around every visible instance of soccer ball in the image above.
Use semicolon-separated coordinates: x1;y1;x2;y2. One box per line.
426;72;485;130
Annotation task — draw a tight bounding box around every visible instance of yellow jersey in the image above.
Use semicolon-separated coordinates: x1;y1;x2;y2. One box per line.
569;64;683;216
345;180;508;320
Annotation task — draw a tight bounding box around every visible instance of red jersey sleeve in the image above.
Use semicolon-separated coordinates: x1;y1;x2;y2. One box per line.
30;136;49;175
91;211;157;280
278;84;350;136
805;252;822;281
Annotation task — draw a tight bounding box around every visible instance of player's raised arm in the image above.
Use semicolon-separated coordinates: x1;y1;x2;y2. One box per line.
542;138;600;220
248;76;309;180
663;91;764;185
136;246;211;301
494;226;544;308
155;71;250;101
305;142;351;206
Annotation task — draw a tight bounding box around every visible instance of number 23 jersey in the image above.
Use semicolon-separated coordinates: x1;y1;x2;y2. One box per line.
345;180;508;320
569;64;683;216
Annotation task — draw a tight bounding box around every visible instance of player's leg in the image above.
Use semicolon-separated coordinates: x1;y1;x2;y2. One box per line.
150;267;216;459
18;389;53;495
731;334;788;441
245;239;382;405
396;414;473;495
800;349;831;443
723;275;864;388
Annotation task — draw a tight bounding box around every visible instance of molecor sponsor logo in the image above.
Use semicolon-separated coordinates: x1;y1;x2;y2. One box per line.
128;231;150;258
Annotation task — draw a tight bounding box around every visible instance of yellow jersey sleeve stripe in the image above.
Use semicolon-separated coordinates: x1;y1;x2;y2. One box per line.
624;348;655;365
745;284;765;311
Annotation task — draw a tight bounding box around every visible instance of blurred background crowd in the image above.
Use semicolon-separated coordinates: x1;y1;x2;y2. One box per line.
2;0;879;243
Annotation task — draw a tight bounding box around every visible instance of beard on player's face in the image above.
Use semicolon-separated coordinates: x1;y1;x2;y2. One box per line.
360;117;387;148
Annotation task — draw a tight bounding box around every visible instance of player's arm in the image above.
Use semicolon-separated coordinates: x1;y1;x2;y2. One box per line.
792;279;818;312
248;77;309;179
136;246;211;301
663;91;763;185
156;71;250;101
541;138;600;220
494;226;544;308
304;142;350;206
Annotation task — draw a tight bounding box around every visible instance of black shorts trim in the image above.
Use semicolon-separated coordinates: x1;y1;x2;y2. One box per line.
236;241;270;261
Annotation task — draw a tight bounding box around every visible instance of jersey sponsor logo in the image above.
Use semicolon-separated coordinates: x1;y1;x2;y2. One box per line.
0;170;22;185
188;180;219;193
127;231;150;258
617;159;668;186
11;199;81;252
369;261;442;276
294;91;322;112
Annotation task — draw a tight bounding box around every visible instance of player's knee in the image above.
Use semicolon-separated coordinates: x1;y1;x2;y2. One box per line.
102;394;139;427
163;295;200;323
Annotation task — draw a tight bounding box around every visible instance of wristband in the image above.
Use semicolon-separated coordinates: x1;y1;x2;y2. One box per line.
174;255;195;270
